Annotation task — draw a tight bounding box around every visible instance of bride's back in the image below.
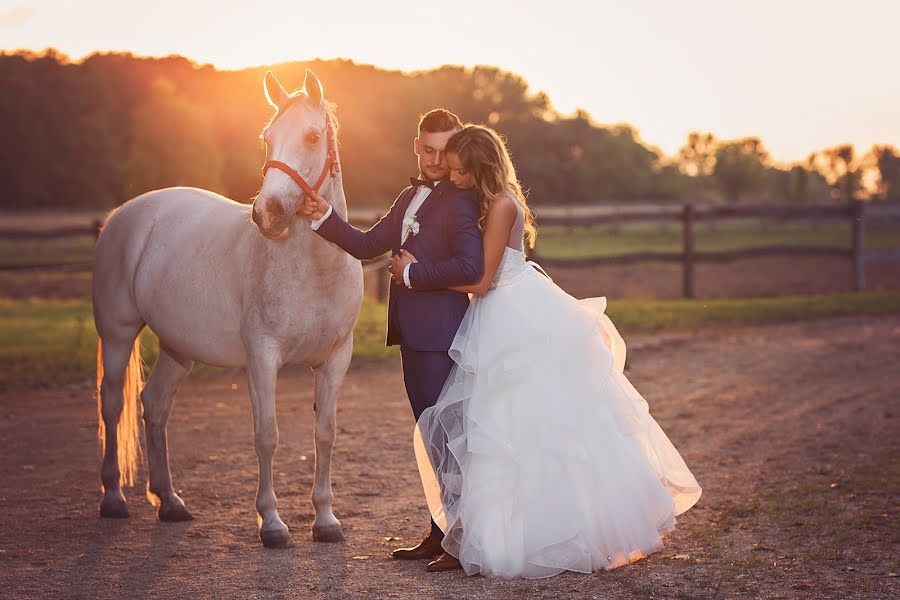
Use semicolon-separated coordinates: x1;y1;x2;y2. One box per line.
506;196;525;251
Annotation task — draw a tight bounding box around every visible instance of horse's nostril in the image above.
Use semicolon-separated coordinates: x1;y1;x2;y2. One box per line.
269;201;285;220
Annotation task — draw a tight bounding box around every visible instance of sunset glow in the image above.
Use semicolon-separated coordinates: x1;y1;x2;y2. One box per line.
2;0;899;163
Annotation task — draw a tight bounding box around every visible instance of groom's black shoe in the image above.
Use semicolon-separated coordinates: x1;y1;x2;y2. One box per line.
390;531;444;560
426;553;462;572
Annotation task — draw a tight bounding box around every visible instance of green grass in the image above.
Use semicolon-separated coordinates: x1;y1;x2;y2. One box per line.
5;221;900;267
0;298;102;386
0;237;96;267
3;291;900;388
0;210;105;267
351;300;396;359
0;298;395;388
604;290;900;332
536;221;900;259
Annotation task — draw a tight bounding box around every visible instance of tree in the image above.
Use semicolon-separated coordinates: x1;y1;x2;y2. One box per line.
126;77;225;196
677;132;717;177
869;145;900;201
807;144;865;202
766;165;830;204
712;138;770;203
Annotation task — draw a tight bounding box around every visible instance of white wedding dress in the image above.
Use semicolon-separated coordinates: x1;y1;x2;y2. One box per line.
414;205;702;579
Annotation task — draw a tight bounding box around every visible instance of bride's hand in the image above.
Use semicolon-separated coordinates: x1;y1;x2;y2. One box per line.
399;249;418;264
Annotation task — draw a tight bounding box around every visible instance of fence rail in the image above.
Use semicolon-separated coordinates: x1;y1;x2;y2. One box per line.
527;200;893;297
0;221;103;240
2;201;898;299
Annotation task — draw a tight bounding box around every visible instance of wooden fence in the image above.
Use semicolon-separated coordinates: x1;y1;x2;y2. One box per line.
2;201;898;299
529;200;899;297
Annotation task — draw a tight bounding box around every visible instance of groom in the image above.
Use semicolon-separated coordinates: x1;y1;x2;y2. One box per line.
300;109;482;572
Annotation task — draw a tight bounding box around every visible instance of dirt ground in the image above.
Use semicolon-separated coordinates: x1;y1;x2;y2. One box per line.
1;315;898;599
3;256;900;301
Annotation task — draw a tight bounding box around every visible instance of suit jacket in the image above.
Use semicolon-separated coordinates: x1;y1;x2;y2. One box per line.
314;180;483;351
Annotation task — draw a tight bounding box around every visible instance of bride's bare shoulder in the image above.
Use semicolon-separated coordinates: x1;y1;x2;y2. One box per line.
488;193;519;219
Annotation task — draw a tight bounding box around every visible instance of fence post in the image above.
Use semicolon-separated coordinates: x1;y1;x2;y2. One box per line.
851;200;866;292
682;203;695;298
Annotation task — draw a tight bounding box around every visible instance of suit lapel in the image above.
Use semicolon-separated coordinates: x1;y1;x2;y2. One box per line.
414;179;452;221
416;179;453;227
395;180;454;253
392;186;418;256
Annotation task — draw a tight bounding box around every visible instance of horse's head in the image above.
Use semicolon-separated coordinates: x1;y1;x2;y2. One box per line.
252;69;338;240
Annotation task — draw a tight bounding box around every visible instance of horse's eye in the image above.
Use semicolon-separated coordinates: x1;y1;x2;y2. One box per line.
306;132;321;145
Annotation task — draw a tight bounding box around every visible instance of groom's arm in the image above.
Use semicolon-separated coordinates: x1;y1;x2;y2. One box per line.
312;191;406;260
406;191;484;291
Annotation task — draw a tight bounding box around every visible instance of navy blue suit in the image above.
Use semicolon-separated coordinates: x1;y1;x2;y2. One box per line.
313;180;484;539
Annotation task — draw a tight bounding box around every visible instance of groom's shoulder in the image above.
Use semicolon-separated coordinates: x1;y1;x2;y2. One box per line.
384;185;416;211
443;186;479;211
395;185;416;201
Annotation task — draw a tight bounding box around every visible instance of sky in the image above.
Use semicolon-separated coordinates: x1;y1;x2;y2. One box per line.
2;0;898;164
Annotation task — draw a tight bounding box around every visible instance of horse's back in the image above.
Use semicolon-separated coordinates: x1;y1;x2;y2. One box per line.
97;187;245;279
93;188;252;341
102;187;248;237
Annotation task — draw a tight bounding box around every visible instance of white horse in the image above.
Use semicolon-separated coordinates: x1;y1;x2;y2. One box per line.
92;70;363;547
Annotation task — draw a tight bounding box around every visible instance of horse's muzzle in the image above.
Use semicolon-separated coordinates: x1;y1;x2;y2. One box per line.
251;202;291;240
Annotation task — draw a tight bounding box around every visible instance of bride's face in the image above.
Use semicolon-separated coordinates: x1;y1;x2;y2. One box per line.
448;153;475;190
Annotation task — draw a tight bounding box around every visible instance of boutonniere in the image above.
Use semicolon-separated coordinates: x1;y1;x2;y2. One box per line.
402;215;420;238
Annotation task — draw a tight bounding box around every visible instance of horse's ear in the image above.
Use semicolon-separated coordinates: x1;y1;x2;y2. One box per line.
264;71;289;110
303;69;324;107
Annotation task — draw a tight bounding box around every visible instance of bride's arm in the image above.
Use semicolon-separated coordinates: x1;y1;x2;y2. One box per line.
448;195;518;296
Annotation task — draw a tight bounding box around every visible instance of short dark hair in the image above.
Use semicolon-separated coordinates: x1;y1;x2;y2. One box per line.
418;109;463;135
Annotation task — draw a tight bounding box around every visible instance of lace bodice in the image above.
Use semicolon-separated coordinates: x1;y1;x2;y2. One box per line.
491;246;529;288
482;197;533;289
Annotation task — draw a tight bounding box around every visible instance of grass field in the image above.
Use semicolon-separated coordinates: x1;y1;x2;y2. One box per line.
0;238;96;267
4;220;900;267
535;221;900;259
3;291;900;388
0;297;396;388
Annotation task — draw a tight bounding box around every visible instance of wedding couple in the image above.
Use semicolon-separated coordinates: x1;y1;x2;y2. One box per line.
300;109;702;579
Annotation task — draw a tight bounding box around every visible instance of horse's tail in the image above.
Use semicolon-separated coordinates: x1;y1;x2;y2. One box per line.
96;335;144;487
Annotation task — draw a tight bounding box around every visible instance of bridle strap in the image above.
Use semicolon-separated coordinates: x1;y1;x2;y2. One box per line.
262;116;340;198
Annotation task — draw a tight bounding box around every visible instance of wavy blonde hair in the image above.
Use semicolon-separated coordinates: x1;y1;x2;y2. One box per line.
446;125;537;249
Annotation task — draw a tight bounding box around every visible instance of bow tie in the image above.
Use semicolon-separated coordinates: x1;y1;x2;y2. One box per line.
410;177;437;189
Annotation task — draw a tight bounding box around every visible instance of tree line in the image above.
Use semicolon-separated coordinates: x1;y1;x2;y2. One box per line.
1;49;898;211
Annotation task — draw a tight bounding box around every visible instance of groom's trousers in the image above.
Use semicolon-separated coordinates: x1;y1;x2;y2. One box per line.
399;345;456;540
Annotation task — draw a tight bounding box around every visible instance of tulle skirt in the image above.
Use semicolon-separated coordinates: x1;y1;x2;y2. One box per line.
414;265;702;579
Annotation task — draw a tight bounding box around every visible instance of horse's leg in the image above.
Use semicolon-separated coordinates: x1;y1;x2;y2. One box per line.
247;348;293;548
311;335;353;543
141;346;194;522
98;326;143;518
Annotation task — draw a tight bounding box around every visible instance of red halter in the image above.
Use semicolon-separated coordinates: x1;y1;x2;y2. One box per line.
262;116;340;198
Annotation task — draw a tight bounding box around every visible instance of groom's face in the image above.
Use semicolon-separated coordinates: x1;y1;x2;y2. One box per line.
414;128;457;181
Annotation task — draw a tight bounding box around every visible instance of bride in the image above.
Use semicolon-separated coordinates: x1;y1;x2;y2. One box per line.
394;125;702;578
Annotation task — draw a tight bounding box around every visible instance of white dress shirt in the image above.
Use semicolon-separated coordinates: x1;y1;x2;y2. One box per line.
309;181;436;288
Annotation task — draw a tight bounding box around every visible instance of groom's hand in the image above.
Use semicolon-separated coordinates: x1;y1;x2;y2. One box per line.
299;191;329;220
388;254;405;284
388;250;418;285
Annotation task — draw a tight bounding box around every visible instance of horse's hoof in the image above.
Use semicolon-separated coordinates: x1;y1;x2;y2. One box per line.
312;523;345;543
158;503;194;522
260;528;295;549
99;497;130;519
